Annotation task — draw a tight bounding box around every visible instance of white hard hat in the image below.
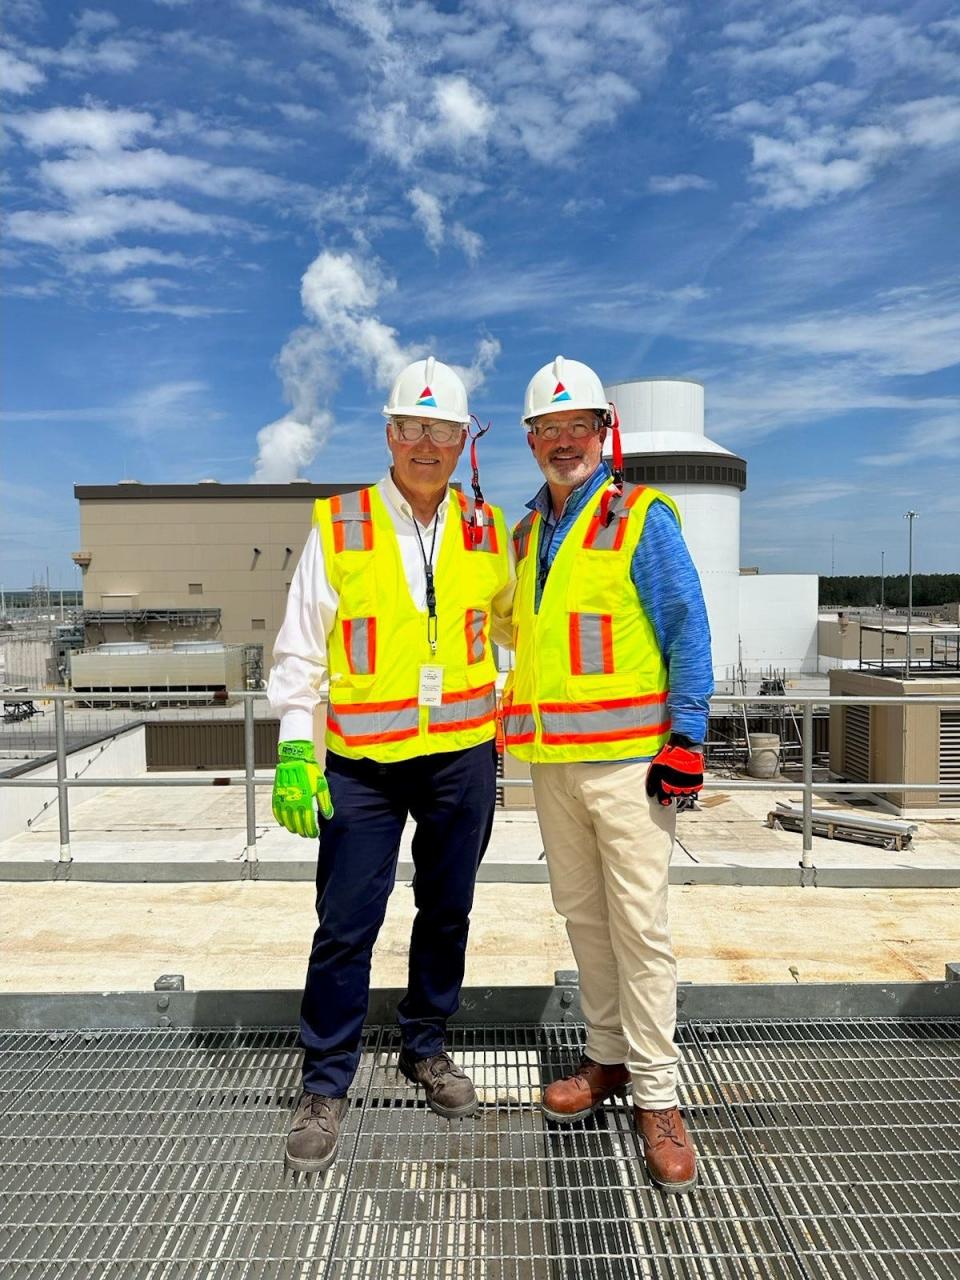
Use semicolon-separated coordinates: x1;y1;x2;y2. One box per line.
383;356;469;426
522;355;608;425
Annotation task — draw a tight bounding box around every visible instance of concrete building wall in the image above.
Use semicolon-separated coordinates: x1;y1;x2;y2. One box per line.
739;575;818;673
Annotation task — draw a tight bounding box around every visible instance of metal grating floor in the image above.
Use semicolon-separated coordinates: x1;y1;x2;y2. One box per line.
1;1018;959;1279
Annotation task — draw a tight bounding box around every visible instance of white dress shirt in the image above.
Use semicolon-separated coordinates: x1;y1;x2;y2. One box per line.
267;472;515;742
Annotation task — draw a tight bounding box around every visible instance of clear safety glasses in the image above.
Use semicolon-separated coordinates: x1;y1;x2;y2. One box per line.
391;418;466;445
530;418;601;441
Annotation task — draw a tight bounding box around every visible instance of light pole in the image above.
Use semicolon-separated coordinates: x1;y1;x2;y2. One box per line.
885;547;890;670
904;511;917;679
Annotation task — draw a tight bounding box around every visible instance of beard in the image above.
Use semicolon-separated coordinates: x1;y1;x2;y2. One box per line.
541;453;596;488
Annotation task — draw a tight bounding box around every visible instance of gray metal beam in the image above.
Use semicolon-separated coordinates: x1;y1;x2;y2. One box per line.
2;979;959;1030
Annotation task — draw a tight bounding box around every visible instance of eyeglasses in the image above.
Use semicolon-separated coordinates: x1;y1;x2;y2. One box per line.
391;418;465;445
530;418;600;441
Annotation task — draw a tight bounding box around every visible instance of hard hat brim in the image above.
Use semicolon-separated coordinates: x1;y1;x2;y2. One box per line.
383;404;470;426
523;401;608;426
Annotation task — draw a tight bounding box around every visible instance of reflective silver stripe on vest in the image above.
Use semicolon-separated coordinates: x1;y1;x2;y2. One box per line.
332;489;372;551
512;512;536;561
540;700;666;740
330;703;419;739
584;487;634;551
467;610;486;663
428;687;496;728
347;617;373;674
572;613;608;675
504;711;535;739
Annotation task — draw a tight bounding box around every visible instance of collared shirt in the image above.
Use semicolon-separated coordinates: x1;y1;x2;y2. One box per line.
526;462;713;752
267;472;515;742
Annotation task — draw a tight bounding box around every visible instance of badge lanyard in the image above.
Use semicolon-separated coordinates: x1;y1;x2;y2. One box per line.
412;512;440;654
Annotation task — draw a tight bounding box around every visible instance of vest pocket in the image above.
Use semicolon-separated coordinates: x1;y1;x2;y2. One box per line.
568;612;614;676
342;616;376;675
465;609;488;665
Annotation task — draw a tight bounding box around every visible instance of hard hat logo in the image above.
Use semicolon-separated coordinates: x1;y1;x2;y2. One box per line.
415;386;438;408
551;382;572;403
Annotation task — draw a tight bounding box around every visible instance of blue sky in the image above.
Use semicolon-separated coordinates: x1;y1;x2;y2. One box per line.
2;0;959;592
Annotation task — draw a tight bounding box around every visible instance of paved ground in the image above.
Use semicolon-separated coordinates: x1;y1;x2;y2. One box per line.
3;750;958;997
2;878;957;993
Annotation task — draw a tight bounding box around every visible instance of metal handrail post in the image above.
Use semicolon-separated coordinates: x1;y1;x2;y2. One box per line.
801;701;813;869
54;699;71;863
243;695;257;862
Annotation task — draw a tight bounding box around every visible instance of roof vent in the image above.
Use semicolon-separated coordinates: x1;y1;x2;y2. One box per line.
118;478;142;485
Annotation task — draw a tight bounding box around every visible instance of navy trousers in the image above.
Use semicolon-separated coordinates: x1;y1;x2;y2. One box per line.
299;740;497;1096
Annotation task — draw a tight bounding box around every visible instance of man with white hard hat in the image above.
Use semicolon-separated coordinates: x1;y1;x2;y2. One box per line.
268;356;513;1173
503;355;712;1194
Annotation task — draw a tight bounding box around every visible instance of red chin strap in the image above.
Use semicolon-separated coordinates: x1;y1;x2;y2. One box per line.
598;400;624;527
468;414;490;545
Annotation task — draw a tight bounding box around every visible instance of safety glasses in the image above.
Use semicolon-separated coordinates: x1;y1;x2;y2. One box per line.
391;418;466;445
530;418;601;441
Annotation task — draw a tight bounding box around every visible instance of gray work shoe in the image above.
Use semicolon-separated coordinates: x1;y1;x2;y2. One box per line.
398;1049;479;1118
284;1091;348;1173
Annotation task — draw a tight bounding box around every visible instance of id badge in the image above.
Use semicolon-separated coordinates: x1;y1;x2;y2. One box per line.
418;664;444;707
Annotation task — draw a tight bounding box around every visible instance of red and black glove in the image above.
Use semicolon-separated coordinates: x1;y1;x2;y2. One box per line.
646;734;704;807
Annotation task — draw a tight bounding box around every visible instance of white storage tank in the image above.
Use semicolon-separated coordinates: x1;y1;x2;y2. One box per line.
603;378;746;680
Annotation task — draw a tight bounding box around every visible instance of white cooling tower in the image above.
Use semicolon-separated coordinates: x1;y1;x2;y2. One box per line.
603;378;746;679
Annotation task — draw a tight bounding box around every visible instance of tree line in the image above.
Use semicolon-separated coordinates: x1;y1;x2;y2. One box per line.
819;575;960;607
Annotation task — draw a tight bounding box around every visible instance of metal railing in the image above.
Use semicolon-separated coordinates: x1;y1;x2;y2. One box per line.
2;690;960;871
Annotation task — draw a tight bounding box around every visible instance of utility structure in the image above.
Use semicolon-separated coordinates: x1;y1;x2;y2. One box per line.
904;510;918;679
602;378;747;679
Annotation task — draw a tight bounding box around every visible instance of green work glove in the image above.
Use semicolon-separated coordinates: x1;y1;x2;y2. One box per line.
272;740;334;838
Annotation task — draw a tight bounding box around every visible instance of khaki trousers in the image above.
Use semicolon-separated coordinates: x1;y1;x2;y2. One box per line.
531;760;679;1107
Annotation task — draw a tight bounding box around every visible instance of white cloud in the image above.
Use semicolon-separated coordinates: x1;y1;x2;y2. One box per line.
433;76;493;148
451;221;482;263
109;275;228;317
0;47;45;94
253;245;499;480
335;0;672;169
647;173;715;195
0;381;215;436
252;416;327;482
122;380;212;436
406;186;482;261
65;246;194;274
110;275;178;307
747;96;960;209
6;195;241;246
275;102;322;124
407;186;444;252
10;105;155;151
756;481;858;510
38;145;305;203
862;416;960;468
75;10;119;34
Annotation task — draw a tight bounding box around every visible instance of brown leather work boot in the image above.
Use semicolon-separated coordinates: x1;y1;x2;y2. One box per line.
284;1092;348;1173
398;1049;479;1118
541;1056;630;1122
634;1106;698;1193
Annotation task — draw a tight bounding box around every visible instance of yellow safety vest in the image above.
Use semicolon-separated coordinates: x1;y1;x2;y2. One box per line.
502;482;679;764
313;485;509;763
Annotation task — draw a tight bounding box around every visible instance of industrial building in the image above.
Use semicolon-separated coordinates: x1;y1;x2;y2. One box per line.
69;480;367;692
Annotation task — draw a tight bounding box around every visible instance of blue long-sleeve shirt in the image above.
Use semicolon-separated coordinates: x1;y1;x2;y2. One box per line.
527;462;713;754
